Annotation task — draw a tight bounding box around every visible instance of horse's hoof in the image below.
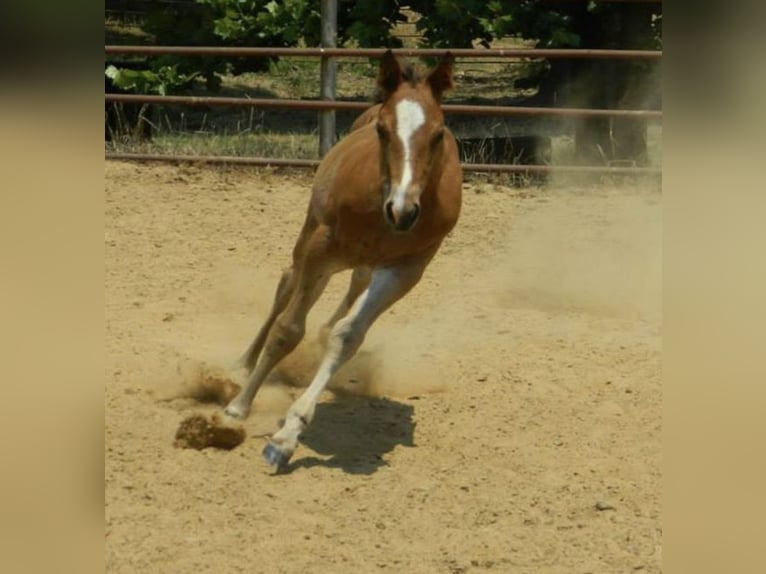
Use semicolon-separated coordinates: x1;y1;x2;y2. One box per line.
262;442;292;468
223;404;248;420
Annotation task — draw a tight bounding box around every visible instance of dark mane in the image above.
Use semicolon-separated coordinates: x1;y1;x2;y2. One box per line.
402;63;423;85
373;62;425;103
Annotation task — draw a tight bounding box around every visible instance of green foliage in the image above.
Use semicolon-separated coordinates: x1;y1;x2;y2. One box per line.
140;0;225;90
409;0;493;48
107;0;320;95
198;0;313;45
479;1;513;41
105;65;197;96
495;1;661;50
491;1;581;48
105;0;661;96
337;0;405;48
406;0;660;51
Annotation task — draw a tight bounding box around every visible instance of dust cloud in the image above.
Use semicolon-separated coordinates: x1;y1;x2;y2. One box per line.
490;186;662;322
156;180;660;411
155;353;294;417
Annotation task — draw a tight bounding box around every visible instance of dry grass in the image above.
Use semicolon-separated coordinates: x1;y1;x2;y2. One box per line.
107;129;317;159
105;15;151;44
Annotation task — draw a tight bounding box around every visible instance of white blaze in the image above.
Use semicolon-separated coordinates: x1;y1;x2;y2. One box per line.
393;99;425;212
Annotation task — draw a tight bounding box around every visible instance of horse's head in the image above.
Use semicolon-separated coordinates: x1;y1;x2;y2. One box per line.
375;50;454;232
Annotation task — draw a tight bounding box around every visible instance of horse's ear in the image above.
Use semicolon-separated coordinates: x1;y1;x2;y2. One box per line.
427;51;455;101
377;49;403;100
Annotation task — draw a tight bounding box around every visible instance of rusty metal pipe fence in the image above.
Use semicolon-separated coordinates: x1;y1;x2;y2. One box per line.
105;152;659;175
105;46;662;59
105;93;662;120
105;45;662;175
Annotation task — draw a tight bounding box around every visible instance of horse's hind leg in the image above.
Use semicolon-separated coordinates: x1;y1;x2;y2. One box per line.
225;232;336;419
318;266;372;346
237;210;316;372
237;266;296;372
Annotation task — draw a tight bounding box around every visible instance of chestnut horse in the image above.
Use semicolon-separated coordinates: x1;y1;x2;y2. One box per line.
225;50;463;467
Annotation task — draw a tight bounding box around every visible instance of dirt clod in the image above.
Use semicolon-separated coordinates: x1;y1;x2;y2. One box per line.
174;413;245;450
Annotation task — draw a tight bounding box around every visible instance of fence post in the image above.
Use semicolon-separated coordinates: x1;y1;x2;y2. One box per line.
319;0;337;157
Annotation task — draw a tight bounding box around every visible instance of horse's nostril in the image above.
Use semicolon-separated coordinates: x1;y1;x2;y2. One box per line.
398;204;420;231
384;200;420;230
385;201;396;224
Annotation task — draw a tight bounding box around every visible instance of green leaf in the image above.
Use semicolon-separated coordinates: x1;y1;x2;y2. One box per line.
105;65;120;81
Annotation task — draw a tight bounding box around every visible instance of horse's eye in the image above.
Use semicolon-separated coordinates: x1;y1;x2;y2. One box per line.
376;123;387;139
431;127;445;145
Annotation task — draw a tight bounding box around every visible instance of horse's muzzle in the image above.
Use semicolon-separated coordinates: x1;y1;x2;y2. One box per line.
384;200;421;232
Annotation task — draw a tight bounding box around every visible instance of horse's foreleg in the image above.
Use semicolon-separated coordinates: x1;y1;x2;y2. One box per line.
318;266;372;346
263;257;432;468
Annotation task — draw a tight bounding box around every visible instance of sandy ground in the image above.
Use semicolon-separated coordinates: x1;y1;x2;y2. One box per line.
105;161;661;573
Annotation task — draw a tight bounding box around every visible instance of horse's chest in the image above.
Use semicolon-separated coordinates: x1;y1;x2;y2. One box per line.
331;213;442;266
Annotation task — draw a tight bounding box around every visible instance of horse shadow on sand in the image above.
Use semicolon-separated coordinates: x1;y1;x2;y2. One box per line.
278;396;415;476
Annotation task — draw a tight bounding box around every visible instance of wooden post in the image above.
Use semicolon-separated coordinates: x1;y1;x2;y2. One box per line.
319;0;337;157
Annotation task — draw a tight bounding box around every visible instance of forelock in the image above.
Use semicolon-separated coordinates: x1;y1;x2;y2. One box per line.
374;63;425;102
401;63;423;85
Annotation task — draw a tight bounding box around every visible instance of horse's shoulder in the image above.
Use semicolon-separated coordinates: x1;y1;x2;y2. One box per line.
350;104;382;132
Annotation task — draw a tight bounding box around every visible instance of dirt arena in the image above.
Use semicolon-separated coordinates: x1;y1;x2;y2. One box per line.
105;161;661;573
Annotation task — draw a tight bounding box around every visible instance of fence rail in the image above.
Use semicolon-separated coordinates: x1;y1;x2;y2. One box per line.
105;45;661;60
105;44;662;175
106;152;661;176
105;93;662;120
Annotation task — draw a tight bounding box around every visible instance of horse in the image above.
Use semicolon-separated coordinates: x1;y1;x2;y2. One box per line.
224;50;463;468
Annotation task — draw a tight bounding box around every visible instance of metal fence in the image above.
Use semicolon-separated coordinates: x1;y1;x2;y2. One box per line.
105;45;662;175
